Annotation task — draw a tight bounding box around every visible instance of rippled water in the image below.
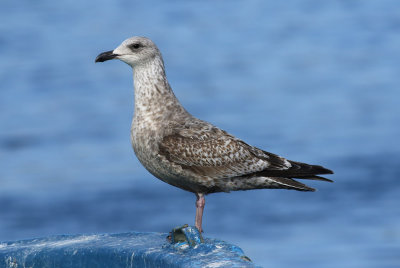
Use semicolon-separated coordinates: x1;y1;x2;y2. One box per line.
1;1;399;267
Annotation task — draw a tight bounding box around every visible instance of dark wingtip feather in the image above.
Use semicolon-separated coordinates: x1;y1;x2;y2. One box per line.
306;164;334;175
323;168;334;175
288;161;334;176
259;160;334;180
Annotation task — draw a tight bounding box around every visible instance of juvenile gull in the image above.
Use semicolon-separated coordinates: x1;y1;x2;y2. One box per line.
95;36;333;232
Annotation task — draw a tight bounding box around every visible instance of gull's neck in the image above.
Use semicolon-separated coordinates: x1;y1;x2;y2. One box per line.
132;56;186;120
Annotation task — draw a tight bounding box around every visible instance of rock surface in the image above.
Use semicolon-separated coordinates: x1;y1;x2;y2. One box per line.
0;228;258;268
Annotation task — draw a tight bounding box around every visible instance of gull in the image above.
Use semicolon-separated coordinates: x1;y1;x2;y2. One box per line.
95;36;333;233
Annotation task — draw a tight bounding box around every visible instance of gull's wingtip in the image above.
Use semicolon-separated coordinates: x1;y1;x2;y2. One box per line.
326;168;334;175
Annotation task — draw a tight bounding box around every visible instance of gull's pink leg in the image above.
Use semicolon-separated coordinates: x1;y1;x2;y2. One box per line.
195;193;205;233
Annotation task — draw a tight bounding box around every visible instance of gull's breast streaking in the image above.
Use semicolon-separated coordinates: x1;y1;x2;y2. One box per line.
95;36;333;233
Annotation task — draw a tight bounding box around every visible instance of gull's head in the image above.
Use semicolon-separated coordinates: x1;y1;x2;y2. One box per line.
95;36;160;67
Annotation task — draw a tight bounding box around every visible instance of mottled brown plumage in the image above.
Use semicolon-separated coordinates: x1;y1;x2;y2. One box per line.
95;36;334;232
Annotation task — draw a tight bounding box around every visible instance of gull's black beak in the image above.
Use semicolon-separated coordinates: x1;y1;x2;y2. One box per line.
95;50;118;63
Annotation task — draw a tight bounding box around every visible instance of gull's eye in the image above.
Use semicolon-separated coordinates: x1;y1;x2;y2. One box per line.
129;43;141;50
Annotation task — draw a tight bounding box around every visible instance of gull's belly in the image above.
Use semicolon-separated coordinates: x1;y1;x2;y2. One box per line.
131;124;213;193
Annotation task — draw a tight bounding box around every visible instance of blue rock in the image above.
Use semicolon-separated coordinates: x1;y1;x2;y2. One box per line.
0;226;259;268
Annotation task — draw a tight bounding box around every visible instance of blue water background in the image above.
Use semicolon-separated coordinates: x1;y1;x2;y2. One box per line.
1;1;399;267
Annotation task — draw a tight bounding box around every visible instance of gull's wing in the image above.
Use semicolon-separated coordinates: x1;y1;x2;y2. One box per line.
159;127;278;179
159;120;333;183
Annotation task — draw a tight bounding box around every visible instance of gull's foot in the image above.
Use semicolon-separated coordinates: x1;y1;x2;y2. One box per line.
169;224;204;247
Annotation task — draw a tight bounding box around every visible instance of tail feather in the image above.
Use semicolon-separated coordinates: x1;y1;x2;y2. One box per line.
295;175;334;183
268;177;316;192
